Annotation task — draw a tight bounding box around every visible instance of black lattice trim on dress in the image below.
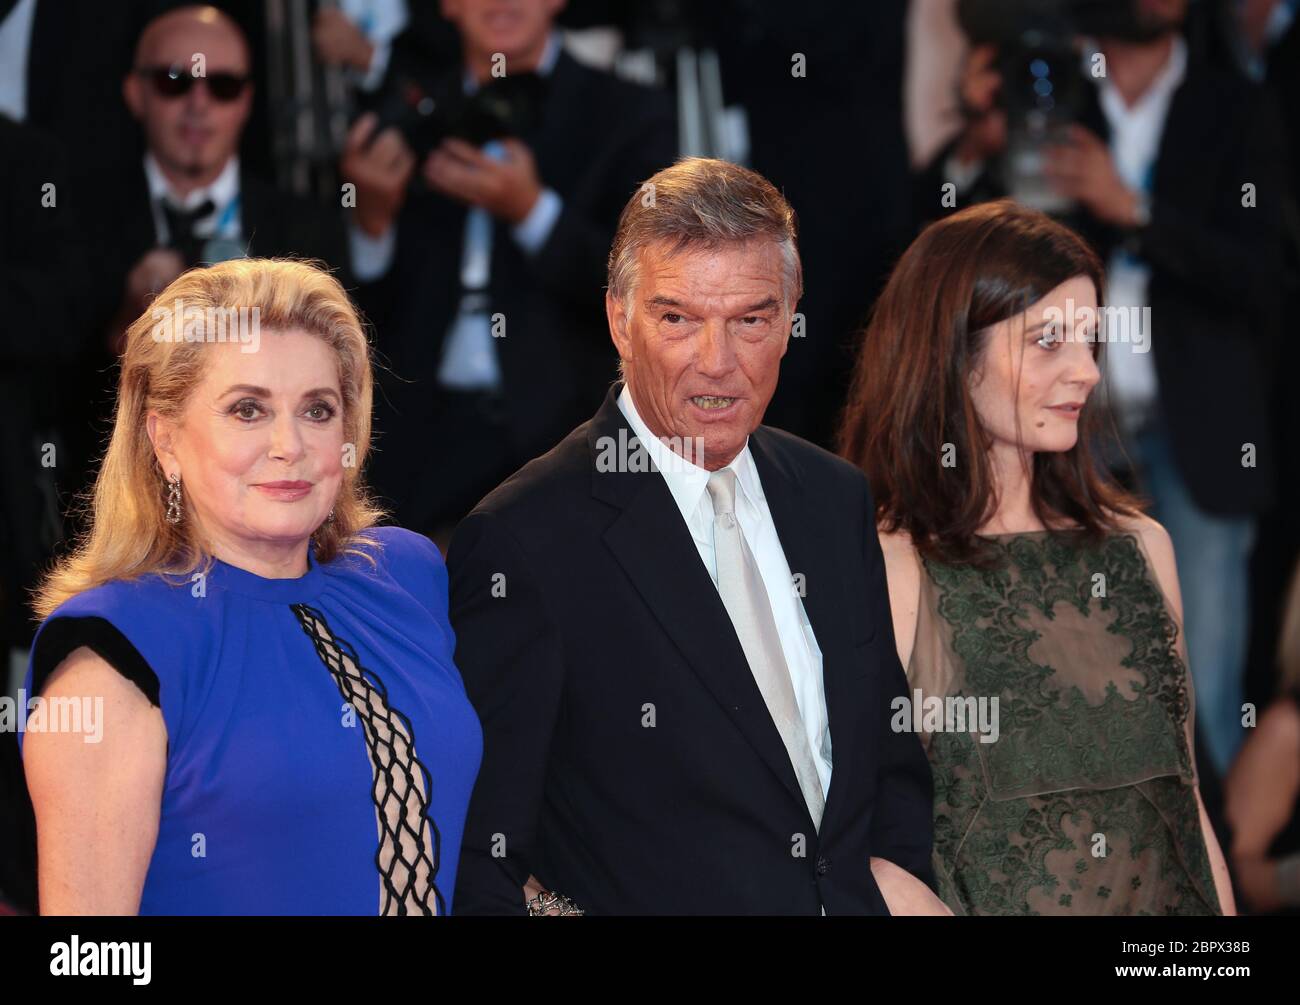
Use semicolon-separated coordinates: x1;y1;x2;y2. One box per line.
291;602;445;916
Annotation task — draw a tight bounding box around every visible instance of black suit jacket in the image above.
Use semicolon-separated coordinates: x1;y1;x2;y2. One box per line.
21;0;147;181
916;51;1286;517
357;51;677;461
447;384;936;915
85;161;351;333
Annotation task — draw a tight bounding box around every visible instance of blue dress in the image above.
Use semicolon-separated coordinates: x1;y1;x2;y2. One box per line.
20;526;482;915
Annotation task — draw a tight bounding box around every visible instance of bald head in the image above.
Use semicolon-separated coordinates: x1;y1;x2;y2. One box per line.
134;5;249;70
125;5;253;193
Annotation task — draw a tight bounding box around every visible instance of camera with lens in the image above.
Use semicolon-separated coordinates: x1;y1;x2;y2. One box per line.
369;70;548;159
956;0;1162;212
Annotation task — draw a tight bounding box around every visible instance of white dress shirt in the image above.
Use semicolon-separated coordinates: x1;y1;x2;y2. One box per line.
617;385;833;795
144;152;243;245
1096;35;1186;432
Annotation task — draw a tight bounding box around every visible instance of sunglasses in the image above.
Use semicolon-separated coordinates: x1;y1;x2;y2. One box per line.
137;65;250;101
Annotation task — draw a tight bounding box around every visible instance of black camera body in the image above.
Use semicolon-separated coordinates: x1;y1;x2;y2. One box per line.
370;71;548;159
957;0;1172;132
956;0;1123;211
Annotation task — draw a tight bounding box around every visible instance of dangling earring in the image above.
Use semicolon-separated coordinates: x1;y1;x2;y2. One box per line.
326;506;336;525
165;472;183;525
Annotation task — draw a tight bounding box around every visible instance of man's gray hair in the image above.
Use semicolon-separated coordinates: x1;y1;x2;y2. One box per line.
607;157;803;310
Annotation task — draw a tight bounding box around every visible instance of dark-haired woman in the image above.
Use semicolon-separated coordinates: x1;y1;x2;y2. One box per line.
840;200;1233;915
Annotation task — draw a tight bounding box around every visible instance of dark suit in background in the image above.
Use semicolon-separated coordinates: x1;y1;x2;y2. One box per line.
1244;10;1300;717
84;161;351;326
708;0;915;449
448;385;935;915
0;114;93;913
356;50;676;536
18;0;152;188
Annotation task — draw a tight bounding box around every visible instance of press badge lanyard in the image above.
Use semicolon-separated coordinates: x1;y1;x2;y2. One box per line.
212;194;241;238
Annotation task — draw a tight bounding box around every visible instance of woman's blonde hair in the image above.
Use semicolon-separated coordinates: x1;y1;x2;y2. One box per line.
32;258;386;621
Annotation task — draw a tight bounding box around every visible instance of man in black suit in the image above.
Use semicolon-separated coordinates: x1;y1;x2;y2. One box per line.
447;158;937;915
92;5;349;348
342;0;675;541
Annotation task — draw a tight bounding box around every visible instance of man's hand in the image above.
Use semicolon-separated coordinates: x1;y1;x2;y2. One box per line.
870;857;954;916
341;112;417;237
312;8;375;73
110;247;185;354
125;248;185;314
423;137;543;224
1044;124;1141;228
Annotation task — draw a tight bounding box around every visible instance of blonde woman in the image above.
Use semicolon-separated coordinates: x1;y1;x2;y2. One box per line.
20;259;481;915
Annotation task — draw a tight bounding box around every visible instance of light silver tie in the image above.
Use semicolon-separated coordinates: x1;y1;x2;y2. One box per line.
707;468;825;831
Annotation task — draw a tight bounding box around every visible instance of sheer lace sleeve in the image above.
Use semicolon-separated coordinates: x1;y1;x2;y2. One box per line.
1126;525;1201;791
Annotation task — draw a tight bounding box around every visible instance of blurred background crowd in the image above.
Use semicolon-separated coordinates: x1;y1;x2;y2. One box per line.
1;0;1299;916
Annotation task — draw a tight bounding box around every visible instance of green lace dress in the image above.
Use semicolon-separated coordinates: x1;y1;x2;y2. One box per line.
908;530;1221;915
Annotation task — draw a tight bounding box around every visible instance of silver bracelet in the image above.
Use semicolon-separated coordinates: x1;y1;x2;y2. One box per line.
526;890;584;916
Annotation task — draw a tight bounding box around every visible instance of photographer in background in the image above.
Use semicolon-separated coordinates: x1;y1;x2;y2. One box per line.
311;0;461;108
916;0;1287;779
342;0;674;543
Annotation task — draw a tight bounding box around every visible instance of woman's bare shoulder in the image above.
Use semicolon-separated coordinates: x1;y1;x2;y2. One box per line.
1106;510;1176;566
1106;508;1168;541
875;525;923;668
876;524;918;558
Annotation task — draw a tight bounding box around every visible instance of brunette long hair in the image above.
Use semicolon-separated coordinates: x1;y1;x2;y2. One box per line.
837;200;1143;567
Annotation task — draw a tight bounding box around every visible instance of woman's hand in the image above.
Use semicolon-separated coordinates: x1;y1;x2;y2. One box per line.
870;857;953;915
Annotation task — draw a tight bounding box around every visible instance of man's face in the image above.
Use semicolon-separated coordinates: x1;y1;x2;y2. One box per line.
441;0;563;65
607;239;795;471
125;17;251;181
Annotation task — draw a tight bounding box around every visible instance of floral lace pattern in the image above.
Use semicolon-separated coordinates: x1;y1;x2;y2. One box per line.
915;532;1220;916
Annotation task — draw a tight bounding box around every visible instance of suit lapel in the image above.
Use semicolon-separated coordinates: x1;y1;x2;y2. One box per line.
589;388;814;822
